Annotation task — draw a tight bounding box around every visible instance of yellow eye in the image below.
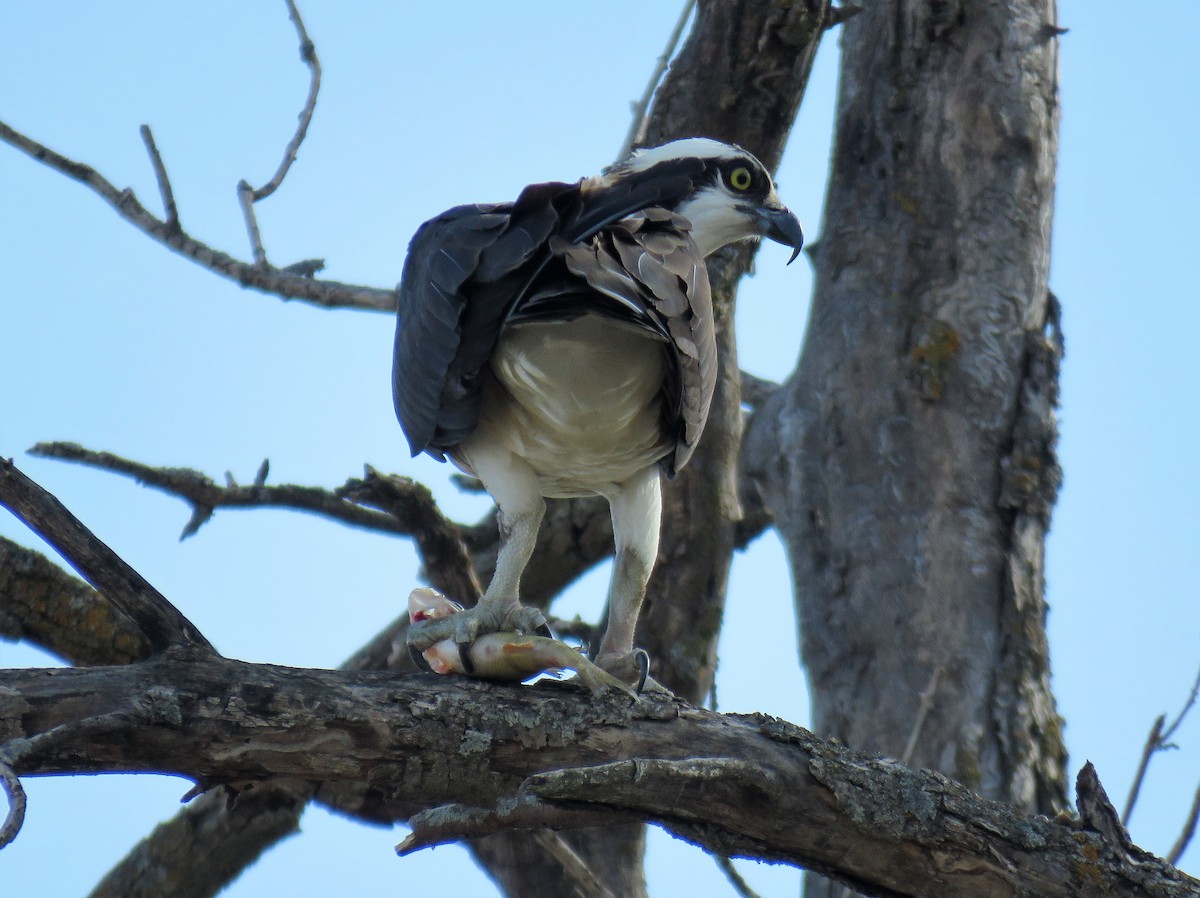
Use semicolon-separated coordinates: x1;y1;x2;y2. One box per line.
728;166;753;191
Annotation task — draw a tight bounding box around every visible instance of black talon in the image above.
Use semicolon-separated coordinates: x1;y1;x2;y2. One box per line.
634;649;650;695
409;644;433;673
457;641;476;675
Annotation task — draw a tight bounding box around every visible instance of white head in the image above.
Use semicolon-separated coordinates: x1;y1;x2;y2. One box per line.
605;138;803;260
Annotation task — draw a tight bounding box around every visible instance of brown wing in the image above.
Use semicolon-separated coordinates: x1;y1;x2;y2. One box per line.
551;209;717;476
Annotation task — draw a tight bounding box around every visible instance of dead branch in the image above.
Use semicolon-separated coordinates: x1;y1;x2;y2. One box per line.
247;0;321;207
1170;785;1200;867
0;459;212;655
340;466;481;602
27;443;481;605
901;665;944;766
1124;662;1200;825
138;125;179;232
529;830;622;898
0;536;150;665
399;794;631;860
28;442;414;539
714;854;763;898
0;118;392;312
3;657;1195;898
237;0;322;265
615;0;696;160
0;755;25;850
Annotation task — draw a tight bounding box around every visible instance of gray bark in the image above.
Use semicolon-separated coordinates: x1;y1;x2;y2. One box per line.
4;657;1196;898
742;1;1068;894
0;1;1090;896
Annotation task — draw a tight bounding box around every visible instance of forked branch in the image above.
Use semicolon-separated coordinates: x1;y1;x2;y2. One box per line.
0;458;212;655
237;0;323;266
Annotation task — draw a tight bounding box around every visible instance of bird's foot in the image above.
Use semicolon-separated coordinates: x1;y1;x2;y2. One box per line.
407;596;549;652
594;649;651;694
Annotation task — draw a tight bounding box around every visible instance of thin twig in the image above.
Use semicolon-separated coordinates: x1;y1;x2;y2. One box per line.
0;757;26;850
252;0;321;204
902;666;944;766
616;0;696;160
713;854;763;898
1123;661;1200;826
139;124;179;231
1168;783;1200;866
1161;662;1200;744
29;442;481;604
0;118;393;311
237;0;322;265
237;180;267;266
397;796;633;856
531;830;621;898
1124;715;1166;826
0;458;214;655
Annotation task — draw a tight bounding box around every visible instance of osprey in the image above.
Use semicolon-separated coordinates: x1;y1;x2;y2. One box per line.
394;137;802;688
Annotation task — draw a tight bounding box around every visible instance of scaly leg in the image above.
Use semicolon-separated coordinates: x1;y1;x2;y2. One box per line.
408;435;548;651
594;465;661;680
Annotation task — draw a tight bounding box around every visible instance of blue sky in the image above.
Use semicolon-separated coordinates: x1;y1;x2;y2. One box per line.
1;3;1198;896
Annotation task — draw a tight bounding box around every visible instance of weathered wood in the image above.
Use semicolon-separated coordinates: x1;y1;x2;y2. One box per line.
2;657;1195;898
0;460;213;655
634;0;829;706
742;2;1068;894
0;536;150;666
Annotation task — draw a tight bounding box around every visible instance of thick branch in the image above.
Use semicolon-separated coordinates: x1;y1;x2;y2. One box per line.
0;536;150;665
2;657;1195;898
0;459;212;655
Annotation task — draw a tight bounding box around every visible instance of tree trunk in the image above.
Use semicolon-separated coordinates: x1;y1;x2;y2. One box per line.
744;2;1068;894
465;4;830;893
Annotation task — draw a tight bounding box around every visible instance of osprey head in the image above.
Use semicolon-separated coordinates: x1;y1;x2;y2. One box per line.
602;137;804;262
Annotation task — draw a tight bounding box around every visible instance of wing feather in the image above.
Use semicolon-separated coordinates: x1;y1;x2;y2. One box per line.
393;162;716;471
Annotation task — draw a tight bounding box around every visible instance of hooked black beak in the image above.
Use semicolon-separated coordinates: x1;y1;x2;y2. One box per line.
755;204;805;264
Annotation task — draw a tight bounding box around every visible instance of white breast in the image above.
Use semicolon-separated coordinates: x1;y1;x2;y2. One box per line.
474;314;672;497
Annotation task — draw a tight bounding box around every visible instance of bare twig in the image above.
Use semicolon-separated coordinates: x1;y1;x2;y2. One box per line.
1123;662;1200;826
1162;663;1200;744
236;179;268;266
0;458;213;655
28;442;401;539
714;854;763;898
0;118;393;311
138;124;179;232
616;0;696;160
236;0;321;265
531;830;622;898
0;757;26;850
342;466;483;602
252;0;321;204
1124;715;1167;826
28;443;481;605
902;665;944;766
1168;783;1200;866
397;796;632;856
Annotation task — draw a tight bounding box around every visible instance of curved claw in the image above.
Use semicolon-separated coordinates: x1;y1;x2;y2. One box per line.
409;644;434;673
595;649;652;694
633;649;649;695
